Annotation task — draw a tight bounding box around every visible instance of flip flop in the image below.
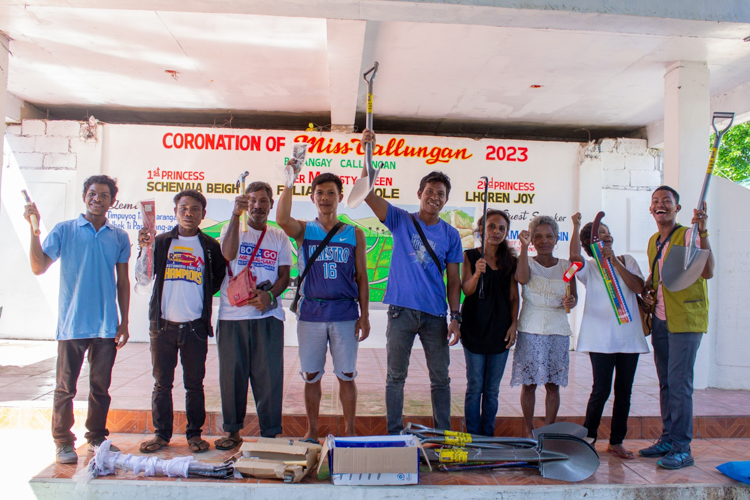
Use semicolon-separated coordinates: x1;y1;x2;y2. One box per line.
214;435;243;451
300;438;319;444
608;446;635;460
139;436;168;454
188;437;210;453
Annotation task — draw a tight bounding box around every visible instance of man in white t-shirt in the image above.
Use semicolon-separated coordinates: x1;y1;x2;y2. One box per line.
214;181;293;450
138;190;226;454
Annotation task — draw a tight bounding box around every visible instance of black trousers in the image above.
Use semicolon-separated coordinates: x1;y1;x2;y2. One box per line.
217;317;284;437
52;338;117;446
584;352;640;445
150;320;208;441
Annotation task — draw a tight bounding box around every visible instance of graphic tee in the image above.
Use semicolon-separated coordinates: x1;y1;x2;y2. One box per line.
382;204;463;317
219;225;294;321
299;220;359;322
161;235;204;323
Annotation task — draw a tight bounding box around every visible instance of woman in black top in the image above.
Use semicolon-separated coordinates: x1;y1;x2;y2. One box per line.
461;209;519;436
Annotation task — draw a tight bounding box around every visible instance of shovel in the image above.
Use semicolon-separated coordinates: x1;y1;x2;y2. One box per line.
661;111;734;292
347;62;380;208
424;433;599;482
405;421;587;445
478;176;489;299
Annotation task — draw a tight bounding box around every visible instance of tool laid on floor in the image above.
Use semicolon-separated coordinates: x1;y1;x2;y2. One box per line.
661;111;735;292
405;421;598;482
422;433;599;482
590;212;631;324
347;62;380;208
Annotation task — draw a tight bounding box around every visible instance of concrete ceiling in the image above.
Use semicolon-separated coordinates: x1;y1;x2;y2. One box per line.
2;1;750;140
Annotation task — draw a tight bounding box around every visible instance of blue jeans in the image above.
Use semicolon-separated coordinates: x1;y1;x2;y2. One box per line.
385;305;451;434
463;348;509;436
651;317;702;454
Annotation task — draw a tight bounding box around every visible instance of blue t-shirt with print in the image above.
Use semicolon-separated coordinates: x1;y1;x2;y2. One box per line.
42;214;131;340
383;204;463;317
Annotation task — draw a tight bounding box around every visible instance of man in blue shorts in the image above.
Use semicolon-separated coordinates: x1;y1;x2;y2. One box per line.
277;173;370;440
359;130;463;434
24;175;131;464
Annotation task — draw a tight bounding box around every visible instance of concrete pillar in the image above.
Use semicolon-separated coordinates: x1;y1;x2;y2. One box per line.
0;33;9;204
663;61;710;221
662;60;711;389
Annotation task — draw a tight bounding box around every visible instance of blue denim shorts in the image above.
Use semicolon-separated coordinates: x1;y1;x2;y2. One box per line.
297;320;358;383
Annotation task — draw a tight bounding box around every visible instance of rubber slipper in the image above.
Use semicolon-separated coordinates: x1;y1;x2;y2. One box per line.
188;437;210;453
300;438;319;444
139;437;168;454
608;446;635;460
214;435;243;450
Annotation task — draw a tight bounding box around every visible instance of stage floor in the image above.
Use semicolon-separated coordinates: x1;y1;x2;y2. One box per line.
28;433;749;493
2;341;750;439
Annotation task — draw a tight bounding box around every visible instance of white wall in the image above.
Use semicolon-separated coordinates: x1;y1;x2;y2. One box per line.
707;176;750;389
0;120;100;339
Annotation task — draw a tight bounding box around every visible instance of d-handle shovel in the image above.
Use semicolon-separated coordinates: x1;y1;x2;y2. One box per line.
661;111;734;292
347;62;380;208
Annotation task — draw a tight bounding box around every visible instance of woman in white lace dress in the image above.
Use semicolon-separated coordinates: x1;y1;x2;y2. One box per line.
511;215;577;437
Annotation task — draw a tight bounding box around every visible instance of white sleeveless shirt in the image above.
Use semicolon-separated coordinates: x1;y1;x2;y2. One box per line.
517;257;573;337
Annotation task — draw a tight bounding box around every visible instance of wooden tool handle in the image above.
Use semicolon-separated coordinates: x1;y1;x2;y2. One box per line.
565;283;571;314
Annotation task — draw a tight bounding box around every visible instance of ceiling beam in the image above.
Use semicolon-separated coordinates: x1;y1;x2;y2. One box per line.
326;19;367;132
4;1;750;39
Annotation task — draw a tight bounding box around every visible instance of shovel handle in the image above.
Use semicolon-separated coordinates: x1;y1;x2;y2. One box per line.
21;190;41;236
686;111;734;263
241;180;248;233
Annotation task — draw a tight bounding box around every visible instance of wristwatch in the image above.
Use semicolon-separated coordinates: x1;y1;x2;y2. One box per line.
450;310;462;325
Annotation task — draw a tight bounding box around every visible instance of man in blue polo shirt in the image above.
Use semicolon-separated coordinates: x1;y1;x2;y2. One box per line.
24;175;131;464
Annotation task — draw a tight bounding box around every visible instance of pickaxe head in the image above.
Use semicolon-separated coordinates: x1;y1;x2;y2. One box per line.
236;171;249;191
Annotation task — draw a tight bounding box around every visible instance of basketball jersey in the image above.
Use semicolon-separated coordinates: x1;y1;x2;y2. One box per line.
299;220;359;322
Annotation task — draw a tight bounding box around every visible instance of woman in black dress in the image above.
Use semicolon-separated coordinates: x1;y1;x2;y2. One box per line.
460;209;519;436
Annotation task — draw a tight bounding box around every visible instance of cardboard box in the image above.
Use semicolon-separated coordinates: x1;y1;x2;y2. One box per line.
318;435;429;486
237;437;321;483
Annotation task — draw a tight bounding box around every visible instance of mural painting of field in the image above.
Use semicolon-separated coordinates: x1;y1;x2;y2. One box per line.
201;207;475;302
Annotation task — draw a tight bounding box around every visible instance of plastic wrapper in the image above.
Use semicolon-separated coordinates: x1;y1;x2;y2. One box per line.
277;142;308;188
134;199;156;296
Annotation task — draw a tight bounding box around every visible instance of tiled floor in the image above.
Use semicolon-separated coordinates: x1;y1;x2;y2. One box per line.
30;433;749;488
3;341;750;438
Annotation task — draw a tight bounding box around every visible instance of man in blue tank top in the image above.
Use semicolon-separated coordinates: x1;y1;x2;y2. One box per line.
358;131;463;434
277;172;370;441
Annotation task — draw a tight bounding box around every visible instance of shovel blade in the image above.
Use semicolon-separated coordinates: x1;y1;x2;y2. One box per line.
661;245;710;292
346;170;381;208
538;434;600;482
532;422;588;440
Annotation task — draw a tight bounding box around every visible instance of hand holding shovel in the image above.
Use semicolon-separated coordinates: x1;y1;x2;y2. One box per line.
22;190;41;236
236;171;249;232
562;262;582;313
